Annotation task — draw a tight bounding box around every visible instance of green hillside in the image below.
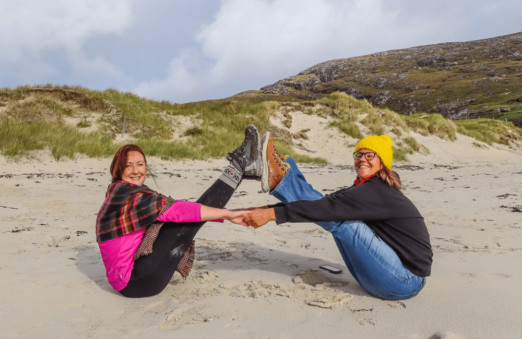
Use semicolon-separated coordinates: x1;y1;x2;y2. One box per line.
261;32;522;127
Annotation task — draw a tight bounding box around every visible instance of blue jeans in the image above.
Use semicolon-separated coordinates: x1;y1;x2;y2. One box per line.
271;158;426;300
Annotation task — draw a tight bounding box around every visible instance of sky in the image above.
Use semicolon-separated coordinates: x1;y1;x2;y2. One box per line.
1;0;521;103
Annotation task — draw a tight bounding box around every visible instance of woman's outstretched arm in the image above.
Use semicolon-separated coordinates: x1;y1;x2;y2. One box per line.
200;205;249;226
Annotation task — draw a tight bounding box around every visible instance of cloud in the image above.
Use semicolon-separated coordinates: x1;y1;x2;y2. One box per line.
0;0;133;83
196;0;446;73
133;49;204;103
134;0;419;102
136;0;394;102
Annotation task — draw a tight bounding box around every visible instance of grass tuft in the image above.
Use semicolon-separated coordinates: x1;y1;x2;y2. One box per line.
329;120;363;139
403;113;457;140
455;118;522;145
0;119;116;160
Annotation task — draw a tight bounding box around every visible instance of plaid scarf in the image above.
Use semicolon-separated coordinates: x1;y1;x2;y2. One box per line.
96;180;196;275
96;180;167;243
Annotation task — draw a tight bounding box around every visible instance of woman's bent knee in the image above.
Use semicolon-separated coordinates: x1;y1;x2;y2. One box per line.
369;277;426;300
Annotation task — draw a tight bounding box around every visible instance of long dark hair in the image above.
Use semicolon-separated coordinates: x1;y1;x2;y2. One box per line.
110;144;147;180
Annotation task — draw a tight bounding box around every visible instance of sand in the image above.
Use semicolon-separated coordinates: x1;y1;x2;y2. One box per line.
1;133;521;338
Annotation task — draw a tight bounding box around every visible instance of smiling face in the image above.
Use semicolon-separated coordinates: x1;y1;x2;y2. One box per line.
354;148;383;180
121;151;146;186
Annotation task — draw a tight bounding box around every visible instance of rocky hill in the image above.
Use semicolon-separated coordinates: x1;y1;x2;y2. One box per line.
261;32;522;126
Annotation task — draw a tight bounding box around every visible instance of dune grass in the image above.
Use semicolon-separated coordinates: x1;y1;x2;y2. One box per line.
0;120;116;160
403;113;457;140
309;91;520;159
1;86;520;163
0;86;320;163
329;120;363;139
455;118;522;145
274;141;328;165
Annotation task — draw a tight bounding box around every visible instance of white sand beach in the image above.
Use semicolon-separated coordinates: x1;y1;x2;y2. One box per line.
1;132;521;338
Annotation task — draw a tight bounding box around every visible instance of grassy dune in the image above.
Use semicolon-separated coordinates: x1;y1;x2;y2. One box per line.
0;85;520;162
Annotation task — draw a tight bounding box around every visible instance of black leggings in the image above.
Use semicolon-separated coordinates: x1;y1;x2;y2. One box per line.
119;178;235;298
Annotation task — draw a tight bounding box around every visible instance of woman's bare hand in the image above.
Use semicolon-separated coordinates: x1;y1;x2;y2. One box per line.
244;208;276;228
226;209;250;226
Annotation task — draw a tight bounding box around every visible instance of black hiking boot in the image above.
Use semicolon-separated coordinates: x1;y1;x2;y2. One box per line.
227;124;263;178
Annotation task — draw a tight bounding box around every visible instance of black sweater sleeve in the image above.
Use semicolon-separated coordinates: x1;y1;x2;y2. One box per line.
274;178;422;224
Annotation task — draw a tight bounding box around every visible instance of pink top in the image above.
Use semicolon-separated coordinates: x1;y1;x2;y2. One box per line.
98;200;204;291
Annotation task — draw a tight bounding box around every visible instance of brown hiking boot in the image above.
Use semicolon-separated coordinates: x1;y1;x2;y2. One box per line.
261;132;290;192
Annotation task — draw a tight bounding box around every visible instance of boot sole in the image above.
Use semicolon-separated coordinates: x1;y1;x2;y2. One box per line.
243;125;263;178
260;132;271;192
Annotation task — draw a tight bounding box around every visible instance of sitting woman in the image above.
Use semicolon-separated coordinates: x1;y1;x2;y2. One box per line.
245;133;433;300
96;125;260;298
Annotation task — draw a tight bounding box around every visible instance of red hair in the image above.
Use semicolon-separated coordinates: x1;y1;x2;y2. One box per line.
110;144;146;180
377;166;402;191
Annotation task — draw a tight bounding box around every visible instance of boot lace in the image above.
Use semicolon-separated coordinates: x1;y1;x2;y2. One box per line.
272;150;290;172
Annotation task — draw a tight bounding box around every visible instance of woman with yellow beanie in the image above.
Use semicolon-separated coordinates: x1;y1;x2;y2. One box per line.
245;133;432;300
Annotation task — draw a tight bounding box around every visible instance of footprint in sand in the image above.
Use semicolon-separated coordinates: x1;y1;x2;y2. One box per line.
294;270;351;309
297;269;337;286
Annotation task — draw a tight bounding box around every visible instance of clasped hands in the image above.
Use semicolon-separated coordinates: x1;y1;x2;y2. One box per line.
227;206;276;228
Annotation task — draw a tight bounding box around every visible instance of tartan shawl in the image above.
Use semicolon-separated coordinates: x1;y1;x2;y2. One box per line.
96;180;167;243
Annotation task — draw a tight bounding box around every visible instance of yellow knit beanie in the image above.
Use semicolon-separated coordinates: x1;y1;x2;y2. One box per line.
354;135;394;169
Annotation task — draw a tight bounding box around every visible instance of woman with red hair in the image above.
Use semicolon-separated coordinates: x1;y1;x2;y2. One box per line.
96;125;261;297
